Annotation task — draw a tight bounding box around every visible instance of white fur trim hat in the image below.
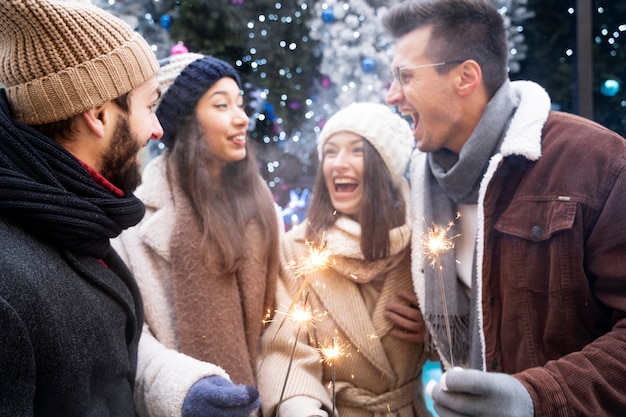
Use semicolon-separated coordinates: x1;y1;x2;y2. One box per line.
318;102;415;186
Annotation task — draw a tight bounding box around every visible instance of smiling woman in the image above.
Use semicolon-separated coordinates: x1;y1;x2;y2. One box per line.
321;131;365;218
256;102;436;417
111;53;282;417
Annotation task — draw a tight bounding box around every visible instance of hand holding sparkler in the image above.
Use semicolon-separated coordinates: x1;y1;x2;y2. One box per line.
426;369;533;417
266;239;335;417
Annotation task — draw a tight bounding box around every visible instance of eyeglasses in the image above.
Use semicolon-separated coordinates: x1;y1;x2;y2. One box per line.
391;60;465;87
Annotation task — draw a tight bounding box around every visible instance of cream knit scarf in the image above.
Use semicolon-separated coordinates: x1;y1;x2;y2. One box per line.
323;182;412;283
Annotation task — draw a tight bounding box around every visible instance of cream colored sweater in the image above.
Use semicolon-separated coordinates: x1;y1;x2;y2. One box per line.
257;218;432;417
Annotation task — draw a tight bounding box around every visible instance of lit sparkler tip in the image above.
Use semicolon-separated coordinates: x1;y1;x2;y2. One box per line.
288;239;334;278
289;305;313;324
318;337;348;365
420;221;459;266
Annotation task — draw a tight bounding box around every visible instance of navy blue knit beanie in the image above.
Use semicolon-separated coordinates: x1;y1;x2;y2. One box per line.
156;53;241;149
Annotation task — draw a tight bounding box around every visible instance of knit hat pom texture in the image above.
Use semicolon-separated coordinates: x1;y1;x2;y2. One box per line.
0;0;158;125
318;102;415;186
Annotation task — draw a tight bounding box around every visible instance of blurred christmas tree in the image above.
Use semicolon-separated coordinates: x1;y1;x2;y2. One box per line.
513;0;625;137
586;1;624;136
94;0;623;220
93;1;528;190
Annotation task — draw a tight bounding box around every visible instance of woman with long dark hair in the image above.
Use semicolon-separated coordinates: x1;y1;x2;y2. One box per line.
113;53;280;417
257;103;432;417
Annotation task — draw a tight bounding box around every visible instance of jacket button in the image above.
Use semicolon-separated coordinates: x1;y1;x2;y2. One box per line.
531;225;543;238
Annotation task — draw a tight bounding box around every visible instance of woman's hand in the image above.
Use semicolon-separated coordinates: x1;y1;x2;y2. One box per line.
384;288;426;344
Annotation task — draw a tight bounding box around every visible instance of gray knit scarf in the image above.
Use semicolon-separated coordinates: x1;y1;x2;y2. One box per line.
423;80;516;366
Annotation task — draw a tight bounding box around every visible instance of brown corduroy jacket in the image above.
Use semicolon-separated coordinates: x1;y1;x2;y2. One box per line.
411;83;626;417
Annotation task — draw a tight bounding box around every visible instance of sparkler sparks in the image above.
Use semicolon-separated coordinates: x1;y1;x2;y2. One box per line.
420;220;458;269
259;238;333;379
284;301;315;326
286;238;334;279
266;237;337;416
318;337;348;366
420;219;460;367
264;239;332;346
262;308;272;325
318;337;349;416
274;292;312;417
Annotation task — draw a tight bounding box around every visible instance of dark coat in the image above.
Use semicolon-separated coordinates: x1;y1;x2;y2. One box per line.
0;216;143;416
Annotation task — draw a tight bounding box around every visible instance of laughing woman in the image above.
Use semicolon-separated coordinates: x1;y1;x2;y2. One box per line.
257;103;433;417
112;53;280;417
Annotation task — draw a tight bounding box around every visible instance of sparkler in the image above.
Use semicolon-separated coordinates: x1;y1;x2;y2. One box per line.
274;292;312;417
262;238;335;416
318;336;348;415
287;238;334;279
420;219;459;367
262;239;333;351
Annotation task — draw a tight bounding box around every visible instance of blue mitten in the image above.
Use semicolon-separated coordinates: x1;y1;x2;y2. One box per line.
429;369;534;417
182;376;260;417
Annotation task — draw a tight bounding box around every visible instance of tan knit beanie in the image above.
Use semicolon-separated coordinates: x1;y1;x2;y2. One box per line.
318;102;415;187
0;0;159;125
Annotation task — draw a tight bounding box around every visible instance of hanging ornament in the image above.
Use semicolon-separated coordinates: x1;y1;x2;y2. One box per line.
159;14;171;30
170;42;189;55
322;9;335;24
264;102;277;122
321;76;332;89
600;79;620;97
361;58;377;74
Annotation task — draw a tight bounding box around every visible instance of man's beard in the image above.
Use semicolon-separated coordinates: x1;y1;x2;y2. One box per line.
99;114;143;193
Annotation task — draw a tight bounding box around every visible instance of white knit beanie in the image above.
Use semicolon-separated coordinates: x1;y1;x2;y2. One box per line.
0;0;159;125
318;102;415;186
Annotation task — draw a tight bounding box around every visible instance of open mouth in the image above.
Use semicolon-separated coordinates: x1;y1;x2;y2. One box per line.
334;177;358;193
411;112;419;136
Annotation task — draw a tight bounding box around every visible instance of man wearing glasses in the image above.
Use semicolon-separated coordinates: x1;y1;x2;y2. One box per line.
385;0;626;416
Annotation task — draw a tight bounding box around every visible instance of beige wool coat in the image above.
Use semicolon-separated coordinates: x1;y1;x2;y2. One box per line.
112;156;279;417
257;217;432;417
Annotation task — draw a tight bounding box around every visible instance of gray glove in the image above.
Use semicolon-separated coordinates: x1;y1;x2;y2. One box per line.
429;369;534;417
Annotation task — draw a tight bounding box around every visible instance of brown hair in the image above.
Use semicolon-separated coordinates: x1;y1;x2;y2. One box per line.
383;0;508;98
167;112;279;276
306;139;406;262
